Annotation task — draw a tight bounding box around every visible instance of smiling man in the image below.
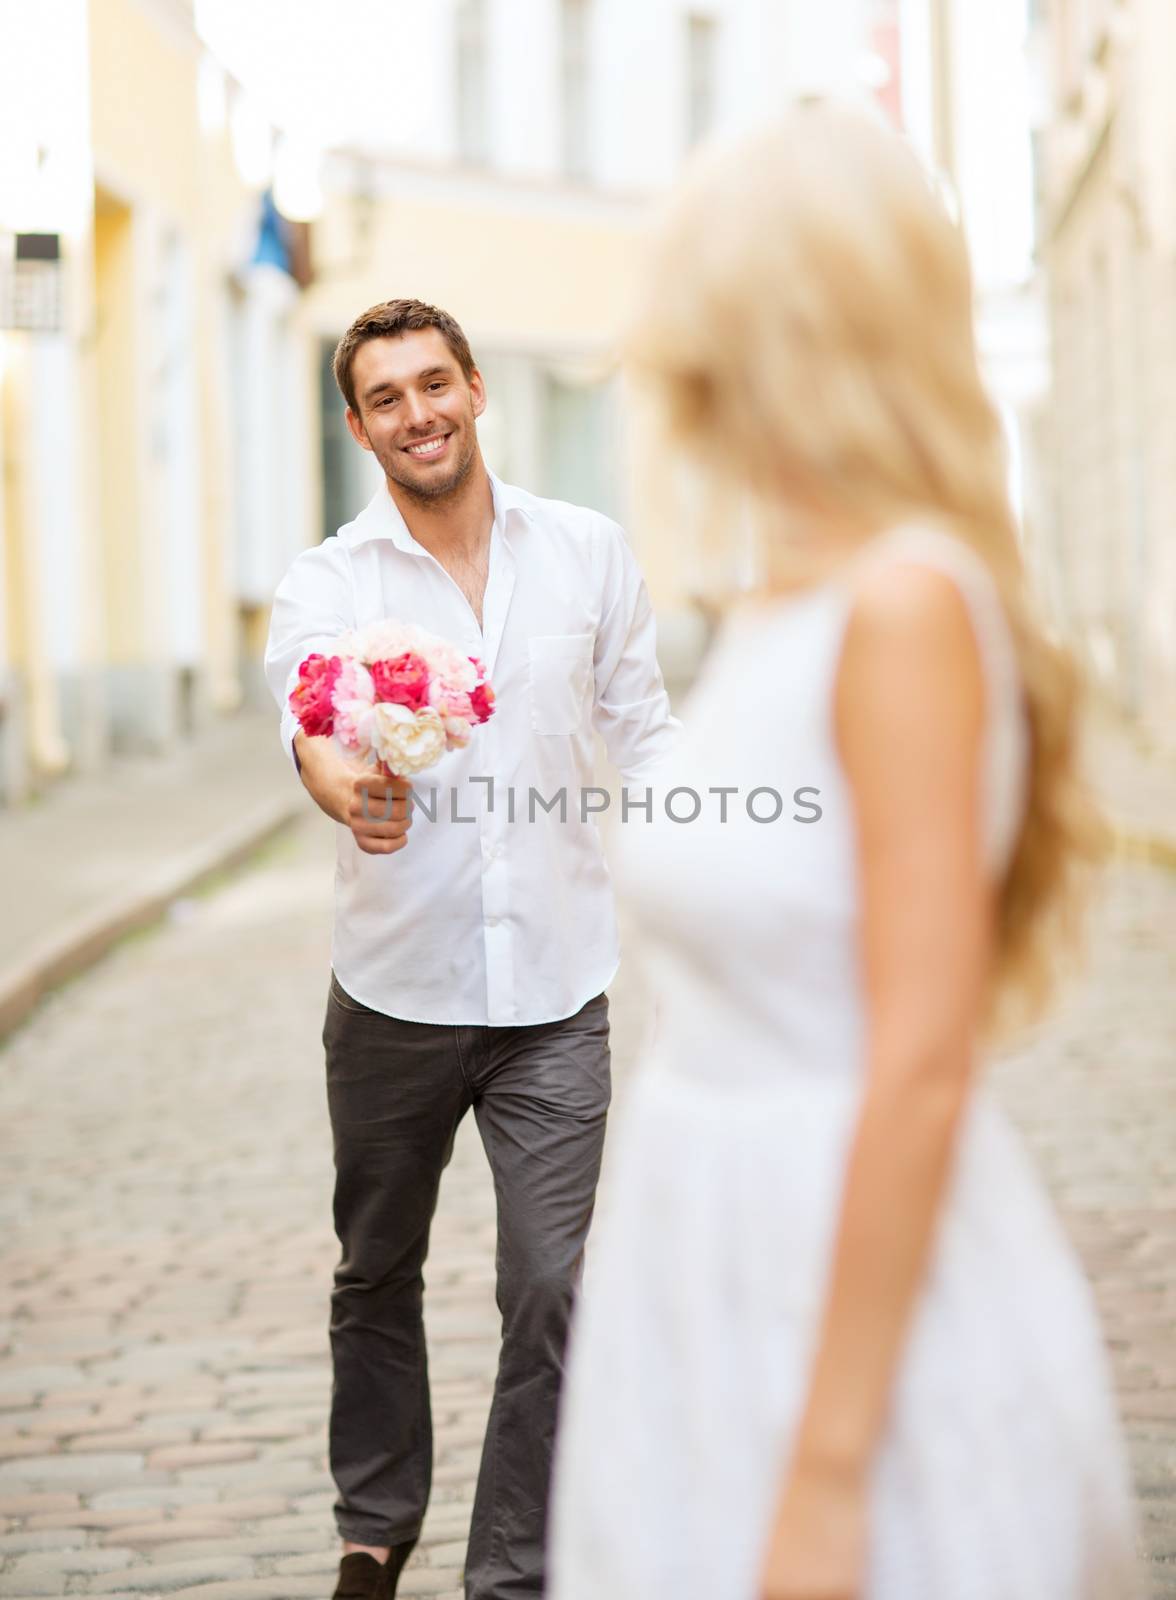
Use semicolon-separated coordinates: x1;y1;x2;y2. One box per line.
263;299;679;1600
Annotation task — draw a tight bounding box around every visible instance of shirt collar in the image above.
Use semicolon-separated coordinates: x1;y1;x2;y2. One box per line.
340;468;534;552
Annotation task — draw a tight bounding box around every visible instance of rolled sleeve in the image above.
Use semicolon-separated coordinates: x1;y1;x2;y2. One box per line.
591;521;681;783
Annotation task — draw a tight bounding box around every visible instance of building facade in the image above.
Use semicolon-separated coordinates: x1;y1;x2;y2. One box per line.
1035;0;1176;740
1;0;888;801
0;0;322;800
897;0;1052;567
297;0;879;627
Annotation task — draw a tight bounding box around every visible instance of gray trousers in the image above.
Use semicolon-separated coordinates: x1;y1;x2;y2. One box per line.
322;973;611;1600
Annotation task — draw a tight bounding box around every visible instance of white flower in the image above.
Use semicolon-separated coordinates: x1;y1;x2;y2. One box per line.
349;620;421;663
370;703;448;775
347;620;476;686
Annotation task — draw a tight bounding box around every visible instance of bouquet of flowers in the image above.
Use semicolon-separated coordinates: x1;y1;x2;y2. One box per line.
289;620;496;778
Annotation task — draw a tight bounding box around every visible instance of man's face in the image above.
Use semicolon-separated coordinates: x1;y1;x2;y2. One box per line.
346;329;486;503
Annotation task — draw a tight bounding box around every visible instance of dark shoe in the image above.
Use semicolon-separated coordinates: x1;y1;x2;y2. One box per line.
331;1543;418;1600
385;1540;417;1592
331;1553;392;1599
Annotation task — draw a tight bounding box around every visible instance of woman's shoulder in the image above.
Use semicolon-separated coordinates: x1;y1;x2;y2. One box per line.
833;521;1027;813
836;551;988;723
833;520;1030;871
840;520;1017;681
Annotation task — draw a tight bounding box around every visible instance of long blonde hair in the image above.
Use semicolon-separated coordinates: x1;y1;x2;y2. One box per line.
628;105;1107;1034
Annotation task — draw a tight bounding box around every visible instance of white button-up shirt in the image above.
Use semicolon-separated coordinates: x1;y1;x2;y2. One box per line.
264;471;680;1026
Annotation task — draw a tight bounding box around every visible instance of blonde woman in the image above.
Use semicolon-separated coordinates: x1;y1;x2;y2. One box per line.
546;108;1137;1600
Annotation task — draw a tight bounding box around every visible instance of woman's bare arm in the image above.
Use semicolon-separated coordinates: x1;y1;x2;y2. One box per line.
759;560;995;1597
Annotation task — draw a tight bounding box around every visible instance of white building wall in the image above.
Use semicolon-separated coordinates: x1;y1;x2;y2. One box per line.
309;0;881;539
593;0;682;191
209;0;876;195
0;0;102;775
900;0;1051;581
1036;0;1176;734
898;0;935;158
770;0;874;108
946;0;1036;291
155;229;205;673
490;0;564;182
231;264;305;607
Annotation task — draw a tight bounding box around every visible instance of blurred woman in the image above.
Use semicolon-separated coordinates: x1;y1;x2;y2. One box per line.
546;106;1137;1600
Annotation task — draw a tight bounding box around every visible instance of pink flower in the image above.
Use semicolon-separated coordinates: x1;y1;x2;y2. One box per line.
470;681;496;724
332;658;376;752
292;622;493;778
371;651;430;711
433;688;473;721
290;653;342;738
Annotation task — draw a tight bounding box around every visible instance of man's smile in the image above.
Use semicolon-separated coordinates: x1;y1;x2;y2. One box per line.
403;432;452;460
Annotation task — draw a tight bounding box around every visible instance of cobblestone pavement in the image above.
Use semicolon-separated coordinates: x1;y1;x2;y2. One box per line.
993;861;1176;1597
0;815;1173;1597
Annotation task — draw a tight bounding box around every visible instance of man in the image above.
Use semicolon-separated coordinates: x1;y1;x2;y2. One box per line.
264;299;679;1600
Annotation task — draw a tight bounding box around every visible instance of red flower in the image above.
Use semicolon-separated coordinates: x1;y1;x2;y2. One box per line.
289;653;342;737
469;681;496;724
371;651;431;711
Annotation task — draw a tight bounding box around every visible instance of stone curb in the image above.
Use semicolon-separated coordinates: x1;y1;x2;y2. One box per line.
0;794;302;1041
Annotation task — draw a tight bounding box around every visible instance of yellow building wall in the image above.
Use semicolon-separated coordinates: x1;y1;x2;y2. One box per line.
85;0;285;707
305;185;693;603
88;0;202;216
309;189;651;353
88;0;203;685
92;196;143;663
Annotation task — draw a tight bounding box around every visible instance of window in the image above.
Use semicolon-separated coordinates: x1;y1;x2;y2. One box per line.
456;0;489;166
542;372;618;519
560;0;592;181
686;14;718;147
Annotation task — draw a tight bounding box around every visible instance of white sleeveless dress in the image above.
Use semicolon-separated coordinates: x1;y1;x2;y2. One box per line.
547;527;1138;1600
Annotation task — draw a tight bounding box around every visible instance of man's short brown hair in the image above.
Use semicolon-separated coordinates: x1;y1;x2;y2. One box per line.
333;298;476;415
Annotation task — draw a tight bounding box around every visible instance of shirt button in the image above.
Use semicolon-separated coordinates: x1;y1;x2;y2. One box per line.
486;916;499;929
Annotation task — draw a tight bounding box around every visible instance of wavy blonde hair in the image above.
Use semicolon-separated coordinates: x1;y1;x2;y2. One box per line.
627;104;1107;1034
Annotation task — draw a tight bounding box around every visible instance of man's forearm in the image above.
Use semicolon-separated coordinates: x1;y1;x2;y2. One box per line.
294;731;350;825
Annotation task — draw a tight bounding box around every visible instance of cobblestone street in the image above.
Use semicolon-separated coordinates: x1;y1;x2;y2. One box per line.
0;814;1173;1597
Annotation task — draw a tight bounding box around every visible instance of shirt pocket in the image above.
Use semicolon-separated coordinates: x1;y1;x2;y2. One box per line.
527;633;595;735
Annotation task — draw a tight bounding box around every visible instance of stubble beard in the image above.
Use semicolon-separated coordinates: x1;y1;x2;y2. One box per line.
378;423;479;506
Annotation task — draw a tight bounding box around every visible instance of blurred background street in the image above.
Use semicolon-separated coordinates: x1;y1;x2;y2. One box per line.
1;0;1174;1594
